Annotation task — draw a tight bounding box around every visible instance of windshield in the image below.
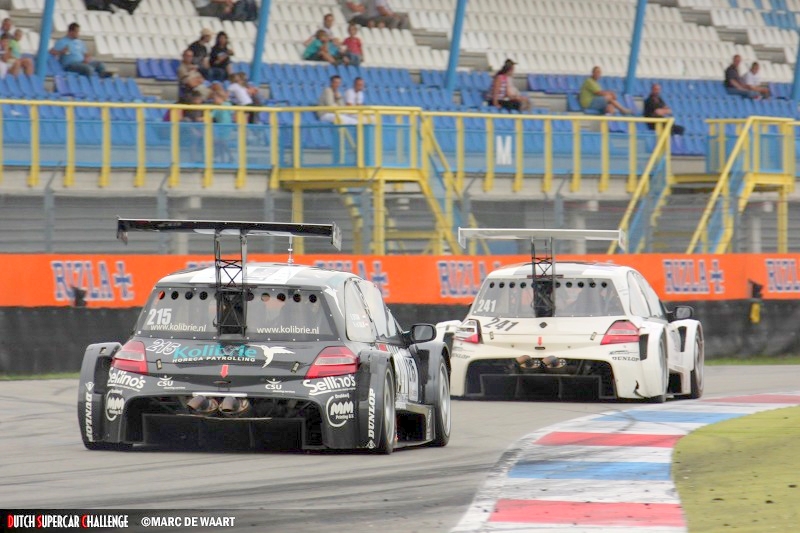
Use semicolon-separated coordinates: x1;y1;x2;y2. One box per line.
472;278;625;318
136;286;339;341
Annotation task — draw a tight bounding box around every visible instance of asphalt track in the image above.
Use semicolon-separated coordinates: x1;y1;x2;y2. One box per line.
1;366;797;533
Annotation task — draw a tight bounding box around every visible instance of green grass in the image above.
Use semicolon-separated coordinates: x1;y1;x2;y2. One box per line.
0;372;80;381
673;406;800;532
707;355;800;365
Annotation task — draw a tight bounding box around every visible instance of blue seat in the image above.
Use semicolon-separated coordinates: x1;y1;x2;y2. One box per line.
136;58;153;78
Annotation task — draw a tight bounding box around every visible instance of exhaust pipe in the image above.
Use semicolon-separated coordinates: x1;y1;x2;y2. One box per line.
186;395;219;415
219;396;252;417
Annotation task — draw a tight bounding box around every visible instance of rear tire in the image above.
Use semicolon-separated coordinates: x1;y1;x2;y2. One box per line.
689;335;704;399
647;336;668;404
429;357;451;447
375;369;396;455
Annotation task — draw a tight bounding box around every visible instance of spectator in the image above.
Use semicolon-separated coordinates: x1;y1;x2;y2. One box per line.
317;13;343;47
188;28;213;72
743;61;770;99
194;0;257;22
209;31;234;81
0;35;10;78
3;30;33;76
486;59;531;111
344;77;365;106
178;49;202;98
228;71;263;123
724;55;760;99
643;83;684;136
579;66;630;115
343;24;363;66
179;91;205;162
368;0;410;30
50;22;110;78
211;89;234;163
84;0;141;14
303;30;339;65
317;75;358;125
341;1;373;27
0;18;14;38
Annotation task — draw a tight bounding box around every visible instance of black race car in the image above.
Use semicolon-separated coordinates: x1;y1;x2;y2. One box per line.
78;219;451;454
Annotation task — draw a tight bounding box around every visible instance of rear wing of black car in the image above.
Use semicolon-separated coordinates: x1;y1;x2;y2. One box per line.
117;219;341;250
457;227;626;317
117;218;342;336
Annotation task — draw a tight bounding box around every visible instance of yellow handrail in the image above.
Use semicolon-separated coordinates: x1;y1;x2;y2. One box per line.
607;119;674;254
685;117;756;254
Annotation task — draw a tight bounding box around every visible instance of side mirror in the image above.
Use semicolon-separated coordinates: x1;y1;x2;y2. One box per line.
409;323;436;343
672;306;694;320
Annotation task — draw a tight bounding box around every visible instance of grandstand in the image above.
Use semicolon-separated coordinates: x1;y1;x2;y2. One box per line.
1;0;799;255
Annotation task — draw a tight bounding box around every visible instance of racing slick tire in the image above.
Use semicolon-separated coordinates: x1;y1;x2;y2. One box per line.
647;336;669;404
689;335;704;399
428;356;451;447
375;368;396;455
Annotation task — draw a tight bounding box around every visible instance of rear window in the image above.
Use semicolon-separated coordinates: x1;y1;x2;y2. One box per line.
136;286;339;341
472;278;625;318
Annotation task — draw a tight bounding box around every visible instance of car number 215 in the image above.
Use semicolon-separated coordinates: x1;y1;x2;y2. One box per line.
145;308;172;326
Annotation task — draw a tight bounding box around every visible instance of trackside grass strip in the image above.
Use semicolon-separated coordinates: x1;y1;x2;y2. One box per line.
673;406;800;533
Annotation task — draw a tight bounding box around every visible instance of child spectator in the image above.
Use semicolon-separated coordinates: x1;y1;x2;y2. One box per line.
303;30;339;65
228;72;263;123
8;29;34;76
211;90;234;163
343;24;363;66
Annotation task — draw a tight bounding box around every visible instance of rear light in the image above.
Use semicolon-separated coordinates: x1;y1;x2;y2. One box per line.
111;340;148;374
305;346;359;379
601;320;640;345
455;319;482;344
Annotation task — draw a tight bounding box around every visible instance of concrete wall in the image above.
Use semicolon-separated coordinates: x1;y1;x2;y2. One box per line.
0;300;791;375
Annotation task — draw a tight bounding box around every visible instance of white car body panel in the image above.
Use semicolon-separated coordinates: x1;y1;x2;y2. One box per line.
442;261;704;401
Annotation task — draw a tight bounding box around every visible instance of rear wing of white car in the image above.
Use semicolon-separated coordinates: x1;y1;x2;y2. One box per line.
457;227;626;318
457;228;626;252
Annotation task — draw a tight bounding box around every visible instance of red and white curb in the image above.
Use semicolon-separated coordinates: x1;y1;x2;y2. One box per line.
452;393;800;533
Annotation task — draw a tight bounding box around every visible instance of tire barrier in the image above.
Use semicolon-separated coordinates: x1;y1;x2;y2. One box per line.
0;300;790;375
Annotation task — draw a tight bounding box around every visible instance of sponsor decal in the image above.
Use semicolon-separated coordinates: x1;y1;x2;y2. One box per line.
148;340;260;363
220;364;229;378
765;258;800;293
156;376;185;391
51;259;133;304
426;406;432;441
367;387;376;440
483;317;519;331
437;260;501;298
252;345;293;368
105;389;124;422
611;356;640;362
107;368;146;391
326;393;355;428
264;379;295;394
451;350;470;359
303;375;356;396
663;259;725;295
84;382;94;442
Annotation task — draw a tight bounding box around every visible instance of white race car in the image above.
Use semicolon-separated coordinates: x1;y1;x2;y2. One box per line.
443;228;704;402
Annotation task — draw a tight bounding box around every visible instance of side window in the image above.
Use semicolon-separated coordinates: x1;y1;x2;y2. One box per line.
357;280;393;338
635;273;665;319
344;280;376;342
627;272;650;317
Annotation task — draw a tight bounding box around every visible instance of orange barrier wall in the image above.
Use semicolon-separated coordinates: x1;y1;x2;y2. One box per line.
2;253;799;308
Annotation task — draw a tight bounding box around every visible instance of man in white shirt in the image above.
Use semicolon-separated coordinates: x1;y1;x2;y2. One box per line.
742;62;770;99
344;77;365;106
